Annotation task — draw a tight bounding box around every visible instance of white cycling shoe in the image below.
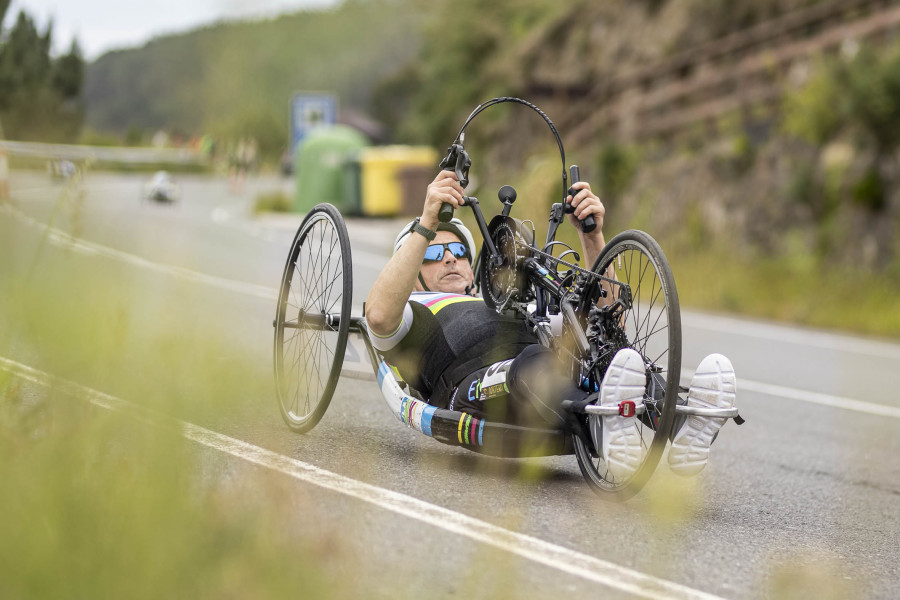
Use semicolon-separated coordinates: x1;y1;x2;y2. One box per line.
594;348;647;480
668;353;737;476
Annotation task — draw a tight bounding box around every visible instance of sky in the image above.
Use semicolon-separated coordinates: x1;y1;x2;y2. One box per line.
6;0;340;60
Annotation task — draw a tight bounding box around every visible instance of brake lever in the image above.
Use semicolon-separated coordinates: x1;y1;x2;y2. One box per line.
437;143;471;222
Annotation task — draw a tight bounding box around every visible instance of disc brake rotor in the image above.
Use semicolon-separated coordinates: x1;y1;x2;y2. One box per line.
481;216;531;311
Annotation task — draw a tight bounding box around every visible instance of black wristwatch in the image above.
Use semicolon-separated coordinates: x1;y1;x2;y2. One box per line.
412;219;436;241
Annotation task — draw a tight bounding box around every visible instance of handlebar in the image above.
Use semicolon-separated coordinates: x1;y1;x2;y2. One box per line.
564;165;596;233
438;143;471;222
438;202;455;223
436;98;597;234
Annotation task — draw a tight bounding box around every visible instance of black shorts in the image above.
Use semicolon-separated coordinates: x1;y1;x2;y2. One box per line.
447;344;585;429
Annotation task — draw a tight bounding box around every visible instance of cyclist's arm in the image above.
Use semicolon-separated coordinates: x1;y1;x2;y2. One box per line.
568;181;619;310
566;181;606;267
365;171;465;337
365;235;425;337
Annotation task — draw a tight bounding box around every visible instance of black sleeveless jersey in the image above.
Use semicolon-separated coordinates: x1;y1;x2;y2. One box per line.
369;292;537;407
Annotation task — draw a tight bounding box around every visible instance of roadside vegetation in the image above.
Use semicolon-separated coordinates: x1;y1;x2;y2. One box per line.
0;382;335;599
0;0;84;141
5;0;900;338
253;189;293;214
0;207;352;597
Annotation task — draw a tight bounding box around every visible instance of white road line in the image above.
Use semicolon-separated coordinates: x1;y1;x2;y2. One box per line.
681;369;900;419
0;355;723;600
9;183;130;196
3;202;279;299
2;201;384;292
740;379;900;419
682;310;900;361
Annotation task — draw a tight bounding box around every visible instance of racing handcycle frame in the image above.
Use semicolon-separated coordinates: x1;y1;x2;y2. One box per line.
273;98;740;500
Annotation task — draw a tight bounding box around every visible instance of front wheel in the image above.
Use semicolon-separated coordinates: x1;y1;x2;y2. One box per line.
273;203;352;432
572;229;682;500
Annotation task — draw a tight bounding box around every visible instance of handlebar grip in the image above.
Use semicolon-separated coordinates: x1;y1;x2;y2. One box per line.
567;165;597;233
438;202;454;223
438;161;455;223
581;214;596;233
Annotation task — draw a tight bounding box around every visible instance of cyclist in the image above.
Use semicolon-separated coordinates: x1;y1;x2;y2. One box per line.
365;170;736;478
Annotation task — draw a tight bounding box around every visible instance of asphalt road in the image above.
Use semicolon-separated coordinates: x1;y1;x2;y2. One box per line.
2;170;898;599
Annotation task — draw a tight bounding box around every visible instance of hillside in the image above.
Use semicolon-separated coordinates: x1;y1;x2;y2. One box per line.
82;0;825;150
84;0;429;150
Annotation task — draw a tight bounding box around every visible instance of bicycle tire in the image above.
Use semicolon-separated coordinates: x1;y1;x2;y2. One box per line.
571;229;681;500
273;203;353;433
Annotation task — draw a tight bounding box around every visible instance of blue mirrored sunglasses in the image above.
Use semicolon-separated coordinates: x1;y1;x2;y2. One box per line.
422;242;470;263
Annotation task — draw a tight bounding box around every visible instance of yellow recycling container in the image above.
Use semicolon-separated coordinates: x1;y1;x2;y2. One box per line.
359;146;438;217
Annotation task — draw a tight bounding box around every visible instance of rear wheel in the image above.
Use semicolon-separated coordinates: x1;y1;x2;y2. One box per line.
273;203;352;432
572;229;681;500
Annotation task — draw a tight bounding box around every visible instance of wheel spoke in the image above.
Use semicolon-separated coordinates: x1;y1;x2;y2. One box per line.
273;207;351;433
574;232;680;497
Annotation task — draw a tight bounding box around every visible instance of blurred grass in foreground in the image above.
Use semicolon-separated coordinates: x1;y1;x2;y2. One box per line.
0;223;345;598
0;379;333;599
0;223;272;425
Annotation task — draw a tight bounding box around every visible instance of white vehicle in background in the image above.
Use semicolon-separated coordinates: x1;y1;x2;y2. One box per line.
144;171;180;203
48;159;77;180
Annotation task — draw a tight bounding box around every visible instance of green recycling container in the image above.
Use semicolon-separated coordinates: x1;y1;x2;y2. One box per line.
294;125;368;213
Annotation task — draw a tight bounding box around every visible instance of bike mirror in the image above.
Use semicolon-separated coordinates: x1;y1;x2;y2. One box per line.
498;185;516;205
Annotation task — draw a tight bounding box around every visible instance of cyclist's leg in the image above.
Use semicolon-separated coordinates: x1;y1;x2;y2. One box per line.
507;345;576;429
668;353;737;476
596;348;647;479
507;345;650;479
448;360;516;423
450;346;580;429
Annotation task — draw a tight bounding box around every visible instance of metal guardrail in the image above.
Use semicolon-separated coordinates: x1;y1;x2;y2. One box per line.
526;0;900;143
0;140;207;166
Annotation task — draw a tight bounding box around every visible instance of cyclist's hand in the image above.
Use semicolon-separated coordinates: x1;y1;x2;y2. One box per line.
566;181;605;234
422;171;465;229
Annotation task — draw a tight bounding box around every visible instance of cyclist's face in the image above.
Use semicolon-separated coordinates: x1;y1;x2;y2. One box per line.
417;231;475;294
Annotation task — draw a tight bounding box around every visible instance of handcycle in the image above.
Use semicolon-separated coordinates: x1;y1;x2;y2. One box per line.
272;98;741;500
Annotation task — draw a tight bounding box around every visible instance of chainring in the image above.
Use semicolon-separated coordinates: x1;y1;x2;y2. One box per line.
480;216;532;311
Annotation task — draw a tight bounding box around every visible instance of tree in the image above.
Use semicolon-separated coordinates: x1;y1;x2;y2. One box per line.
1;12;52;90
0;0;10;30
0;8;84;140
52;40;83;100
400;0;565;147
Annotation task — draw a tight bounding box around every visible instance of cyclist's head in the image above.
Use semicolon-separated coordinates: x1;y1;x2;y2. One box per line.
394;218;478;295
393;217;477;259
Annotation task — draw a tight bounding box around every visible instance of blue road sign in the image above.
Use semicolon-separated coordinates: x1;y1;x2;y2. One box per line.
290;93;337;154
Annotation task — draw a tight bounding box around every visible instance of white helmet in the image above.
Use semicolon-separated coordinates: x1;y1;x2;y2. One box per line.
394;217;478;260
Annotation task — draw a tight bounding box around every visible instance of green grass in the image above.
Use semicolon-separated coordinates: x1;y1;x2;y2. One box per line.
669;244;900;339
253;189;293;214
